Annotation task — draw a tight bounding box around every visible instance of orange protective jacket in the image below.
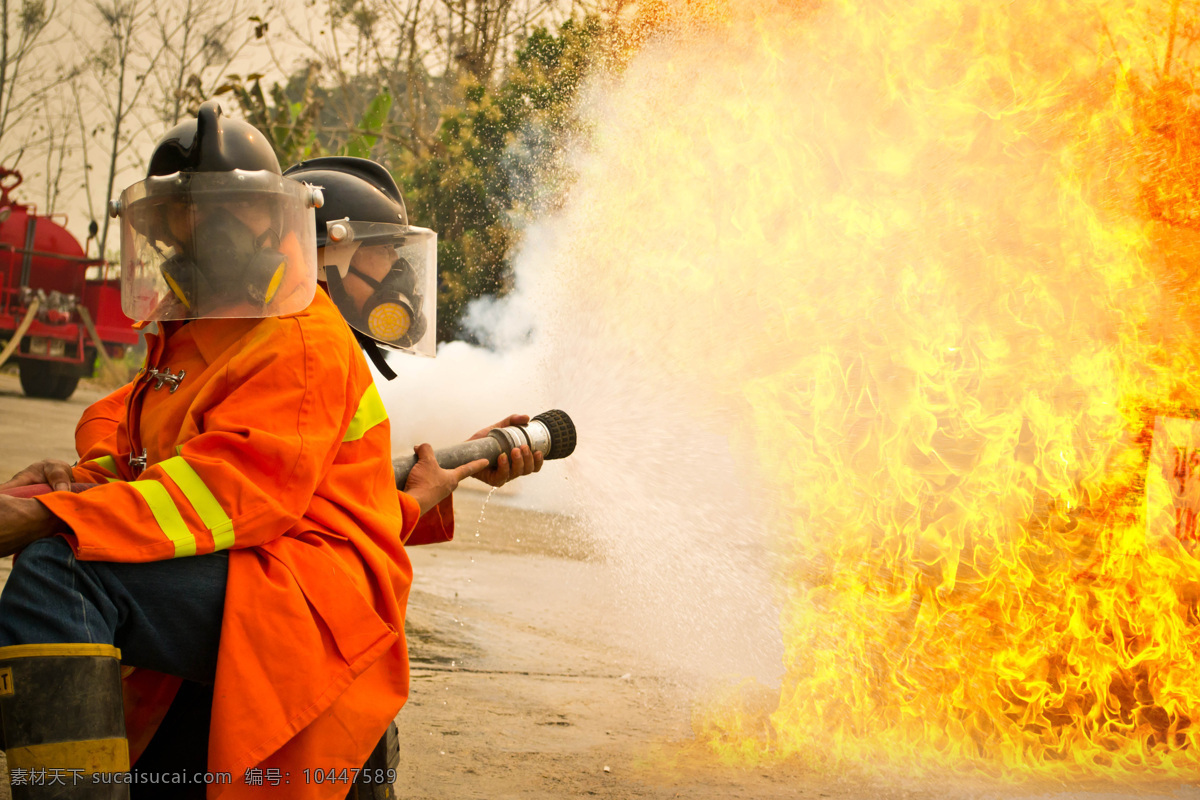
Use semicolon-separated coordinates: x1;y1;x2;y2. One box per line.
38;289;452;799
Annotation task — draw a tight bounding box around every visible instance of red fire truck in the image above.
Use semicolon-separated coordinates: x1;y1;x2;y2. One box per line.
0;168;138;400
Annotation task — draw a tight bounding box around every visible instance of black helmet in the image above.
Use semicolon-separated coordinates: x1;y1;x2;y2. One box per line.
283;157;436;362
112;101;321;323
149;101;281;176
284;156;408;244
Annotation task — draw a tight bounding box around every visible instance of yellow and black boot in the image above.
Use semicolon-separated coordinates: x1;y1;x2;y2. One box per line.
0;644;130;799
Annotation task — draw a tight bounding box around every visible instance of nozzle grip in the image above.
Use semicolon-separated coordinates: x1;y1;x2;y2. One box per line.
391;410;575;489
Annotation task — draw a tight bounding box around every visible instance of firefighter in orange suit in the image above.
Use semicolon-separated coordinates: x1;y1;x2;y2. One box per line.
0;102;536;799
277;155;543;548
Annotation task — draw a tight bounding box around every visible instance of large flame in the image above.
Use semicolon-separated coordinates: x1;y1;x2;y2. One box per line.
538;0;1200;781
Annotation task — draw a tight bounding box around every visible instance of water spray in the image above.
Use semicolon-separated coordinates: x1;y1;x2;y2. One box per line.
392;409;577;488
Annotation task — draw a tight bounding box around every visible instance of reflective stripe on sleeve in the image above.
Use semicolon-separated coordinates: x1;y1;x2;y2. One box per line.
343;383;388;442
160;456;236;551
92;455;120;476
128;481;197;558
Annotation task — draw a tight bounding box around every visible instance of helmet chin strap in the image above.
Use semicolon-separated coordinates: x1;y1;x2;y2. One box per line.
352;328;397;380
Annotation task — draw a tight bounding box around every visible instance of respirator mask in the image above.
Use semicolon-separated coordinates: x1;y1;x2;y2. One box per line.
158;207;289;312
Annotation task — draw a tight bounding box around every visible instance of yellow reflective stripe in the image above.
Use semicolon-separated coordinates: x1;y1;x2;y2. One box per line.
160;456;235;551
344;383;388;442
6;738;130;773
92;455;119;476
129;481;197;557
0;643;121;661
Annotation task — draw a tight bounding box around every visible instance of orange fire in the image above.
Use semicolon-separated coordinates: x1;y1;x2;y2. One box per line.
573;0;1200;781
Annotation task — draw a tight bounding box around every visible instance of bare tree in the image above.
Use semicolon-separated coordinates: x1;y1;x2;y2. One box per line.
3;0;593;248
0;0;64;164
66;71;100;227
71;0;175;258
150;0;264;126
34;95;70;213
63;0;267;259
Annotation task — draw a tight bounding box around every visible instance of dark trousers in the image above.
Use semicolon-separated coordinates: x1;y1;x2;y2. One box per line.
0;536;227;682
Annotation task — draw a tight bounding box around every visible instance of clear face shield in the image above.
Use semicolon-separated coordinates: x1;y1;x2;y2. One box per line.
113;171;321;322
318;219;437;358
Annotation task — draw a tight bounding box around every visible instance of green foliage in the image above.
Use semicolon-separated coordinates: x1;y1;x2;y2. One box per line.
215;63;325;164
401;16;613;342
344;92;393;159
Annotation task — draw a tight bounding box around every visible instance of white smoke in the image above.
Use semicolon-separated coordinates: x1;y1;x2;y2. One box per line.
374;27;785;688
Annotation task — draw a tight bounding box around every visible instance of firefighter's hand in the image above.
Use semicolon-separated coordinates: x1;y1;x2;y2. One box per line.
467;414;544;488
0;496;57;557
0;459;74;493
403;443;489;516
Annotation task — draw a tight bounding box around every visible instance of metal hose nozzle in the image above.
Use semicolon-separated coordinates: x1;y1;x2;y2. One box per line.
393;409;576;488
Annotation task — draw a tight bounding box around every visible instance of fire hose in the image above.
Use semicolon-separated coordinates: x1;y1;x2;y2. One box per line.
0;297;40;371
392;409;577;487
2;410;577;500
77;305;116;372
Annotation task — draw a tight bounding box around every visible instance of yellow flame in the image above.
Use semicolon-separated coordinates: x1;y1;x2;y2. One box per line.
552;0;1200;782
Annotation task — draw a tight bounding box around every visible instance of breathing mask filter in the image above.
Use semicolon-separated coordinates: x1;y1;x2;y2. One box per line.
319;218;436;358
112;170;322;322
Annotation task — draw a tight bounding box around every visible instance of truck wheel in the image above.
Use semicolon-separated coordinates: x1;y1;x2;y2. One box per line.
52;370;81;399
18;360;81;400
